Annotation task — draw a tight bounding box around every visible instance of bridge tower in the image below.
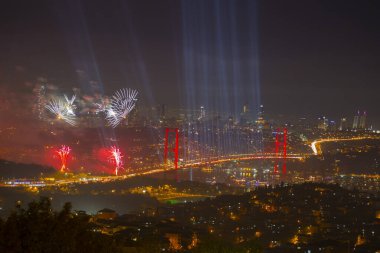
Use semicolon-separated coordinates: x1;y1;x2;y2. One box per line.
164;128;179;169
274;128;287;174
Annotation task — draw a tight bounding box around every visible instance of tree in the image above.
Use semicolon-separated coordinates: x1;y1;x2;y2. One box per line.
0;197;122;253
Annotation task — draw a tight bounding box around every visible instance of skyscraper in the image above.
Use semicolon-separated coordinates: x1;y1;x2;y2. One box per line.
243;103;249;114
255;104;265;129
160;104;166;119
352;111;360;129
198;106;206;120
359;111;367;129
240;103;252;124
318;116;328;131
339;117;348;131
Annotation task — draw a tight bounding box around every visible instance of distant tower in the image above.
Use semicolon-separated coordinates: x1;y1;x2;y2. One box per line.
352;111;360;129
198;106;206;120
242;103;249;114
359;111;366;129
339;117;348;131
255;104;265;128
160;104;166;119
258;104;264;117
317;116;328;131
240;103;251;125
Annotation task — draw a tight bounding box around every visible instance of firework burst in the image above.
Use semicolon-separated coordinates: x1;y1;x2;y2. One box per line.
109;146;123;176
56;145;71;172
106;88;138;128
64;94;76;115
45;98;77;126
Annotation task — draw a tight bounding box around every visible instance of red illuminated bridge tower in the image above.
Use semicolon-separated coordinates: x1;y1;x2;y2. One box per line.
273;128;287;175
164;128;179;169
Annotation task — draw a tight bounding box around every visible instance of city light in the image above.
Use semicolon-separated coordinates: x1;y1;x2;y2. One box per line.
311;136;379;155
0;1;379;252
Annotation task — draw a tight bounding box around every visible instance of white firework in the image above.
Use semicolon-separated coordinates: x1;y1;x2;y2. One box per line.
106;88;138;128
45;99;77;126
63;94;76;116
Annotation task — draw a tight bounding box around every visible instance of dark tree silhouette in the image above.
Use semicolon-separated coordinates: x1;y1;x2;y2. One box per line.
0;197;121;253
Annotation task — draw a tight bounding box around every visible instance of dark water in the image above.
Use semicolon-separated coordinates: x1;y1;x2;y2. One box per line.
0;187;159;218
151;159;296;187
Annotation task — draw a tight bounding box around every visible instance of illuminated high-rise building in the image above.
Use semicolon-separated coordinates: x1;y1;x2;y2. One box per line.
258;104;264;117
352;111;359;129
359;111;366;129
255;104;265;129
339;117;348;131
240;103;251;124
243;103;249;114
198;106;206;120
317;116;328;131
160;104;166;119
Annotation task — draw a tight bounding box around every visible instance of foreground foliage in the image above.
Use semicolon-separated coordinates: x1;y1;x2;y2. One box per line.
0;197;120;253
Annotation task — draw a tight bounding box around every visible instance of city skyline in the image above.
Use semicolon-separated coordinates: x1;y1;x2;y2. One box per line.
0;1;379;252
0;0;379;126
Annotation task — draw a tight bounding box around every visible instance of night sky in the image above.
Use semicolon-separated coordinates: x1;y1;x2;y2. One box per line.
0;0;379;126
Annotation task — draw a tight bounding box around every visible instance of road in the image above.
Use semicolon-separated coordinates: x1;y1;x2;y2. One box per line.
1;152;304;187
310;136;380;155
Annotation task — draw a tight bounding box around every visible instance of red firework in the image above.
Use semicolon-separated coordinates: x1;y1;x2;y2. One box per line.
56;145;71;172
109;146;123;176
